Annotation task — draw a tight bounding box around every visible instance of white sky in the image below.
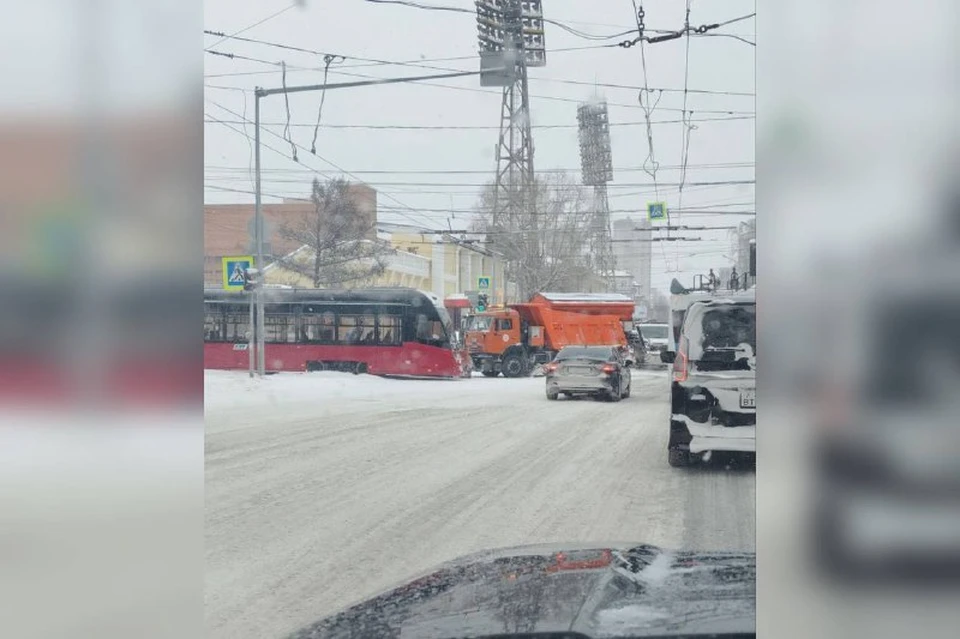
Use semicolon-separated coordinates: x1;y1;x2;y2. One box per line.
203;0;756;294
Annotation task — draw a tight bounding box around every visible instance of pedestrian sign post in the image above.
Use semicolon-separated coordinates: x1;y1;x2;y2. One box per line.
477;276;491;290
223;256;255;291
647;202;667;222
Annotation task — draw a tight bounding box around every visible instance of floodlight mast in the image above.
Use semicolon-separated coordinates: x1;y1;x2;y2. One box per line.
477;0;544;302
577;100;616;291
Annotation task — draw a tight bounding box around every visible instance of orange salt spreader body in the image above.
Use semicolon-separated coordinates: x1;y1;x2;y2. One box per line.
464;292;636;378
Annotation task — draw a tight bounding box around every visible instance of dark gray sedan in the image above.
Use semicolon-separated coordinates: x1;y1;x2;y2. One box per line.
544;345;633;402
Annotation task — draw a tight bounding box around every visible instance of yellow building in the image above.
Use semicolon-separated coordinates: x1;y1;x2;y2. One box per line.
262;224;516;302
383;224;514;303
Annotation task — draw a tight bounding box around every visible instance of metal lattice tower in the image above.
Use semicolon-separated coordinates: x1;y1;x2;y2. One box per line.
577;100;615;290
477;1;545;298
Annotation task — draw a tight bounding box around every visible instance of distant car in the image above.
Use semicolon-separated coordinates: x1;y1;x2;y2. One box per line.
625;328;647;367
639;323;671;353
544;345;632;402
660;297;756;466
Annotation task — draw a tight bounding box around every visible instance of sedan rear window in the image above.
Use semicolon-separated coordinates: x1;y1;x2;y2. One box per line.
556;346;614;361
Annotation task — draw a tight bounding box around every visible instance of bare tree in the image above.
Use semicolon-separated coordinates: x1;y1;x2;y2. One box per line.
277;177;394;288
473;172;595;297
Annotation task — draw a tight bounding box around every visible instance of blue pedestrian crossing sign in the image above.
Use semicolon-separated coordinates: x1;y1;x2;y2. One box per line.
223;255;254;291
477;276;491;290
648;201;667;222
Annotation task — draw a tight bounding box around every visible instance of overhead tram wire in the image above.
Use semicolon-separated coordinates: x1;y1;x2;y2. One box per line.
676;0;696;262
362;0;638;41
201;113;756;129
206;3;296;49
204;162;756;175
699;33;755;47
205;109;439;229
204;42;756;111
629;0;671;274
204;48;754;116
206;99;446;230
203;43;628;79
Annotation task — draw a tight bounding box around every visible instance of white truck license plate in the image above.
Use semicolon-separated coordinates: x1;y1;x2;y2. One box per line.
739;390;756;409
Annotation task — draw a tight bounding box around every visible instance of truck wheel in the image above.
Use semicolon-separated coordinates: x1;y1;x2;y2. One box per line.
502;354;525;378
668;446;692;467
546;388;559;400
482;371;499;378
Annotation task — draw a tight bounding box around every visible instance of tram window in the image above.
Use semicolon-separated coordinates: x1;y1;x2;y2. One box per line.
265;312;297;344
224;312;250;343
415;314;447;346
301;311;336;344
338;314;376;345
204;311;226;342
378;315;401;345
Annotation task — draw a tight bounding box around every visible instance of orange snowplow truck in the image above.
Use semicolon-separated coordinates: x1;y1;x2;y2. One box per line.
464;293;636;377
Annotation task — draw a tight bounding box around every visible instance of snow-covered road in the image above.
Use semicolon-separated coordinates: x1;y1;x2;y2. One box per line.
205;369;755;638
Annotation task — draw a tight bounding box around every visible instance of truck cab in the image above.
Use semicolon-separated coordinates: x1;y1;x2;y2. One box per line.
464;309;545;377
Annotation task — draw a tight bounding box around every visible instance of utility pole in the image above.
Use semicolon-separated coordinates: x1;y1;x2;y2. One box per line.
246;68;491;376
253;94;265;377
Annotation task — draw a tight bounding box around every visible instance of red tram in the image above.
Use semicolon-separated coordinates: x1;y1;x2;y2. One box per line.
204;287;466;378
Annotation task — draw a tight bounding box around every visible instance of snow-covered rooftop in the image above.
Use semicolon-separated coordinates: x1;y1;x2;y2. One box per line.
539;292;634;302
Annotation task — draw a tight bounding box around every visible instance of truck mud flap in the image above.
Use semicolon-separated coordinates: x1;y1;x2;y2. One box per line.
669;419;692;449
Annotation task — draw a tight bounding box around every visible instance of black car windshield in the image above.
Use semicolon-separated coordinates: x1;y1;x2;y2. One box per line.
694;304;756;371
556;346;614;361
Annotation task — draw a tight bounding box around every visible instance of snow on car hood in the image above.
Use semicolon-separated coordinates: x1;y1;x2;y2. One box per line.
286;543;755;638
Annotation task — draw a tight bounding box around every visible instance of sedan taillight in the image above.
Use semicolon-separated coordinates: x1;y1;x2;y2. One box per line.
601;363;617;374
544;362;559;373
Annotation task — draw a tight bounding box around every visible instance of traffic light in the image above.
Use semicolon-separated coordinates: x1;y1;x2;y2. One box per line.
242;267;261;291
476;293;489;312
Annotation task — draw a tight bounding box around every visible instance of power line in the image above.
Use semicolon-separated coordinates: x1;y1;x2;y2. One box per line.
677;0;695;236
202;114;755;130
617;10;756;48
204;182;755;219
203;42;623;79
699;32;755;47
204;176;755;188
205;181;754;202
374;205;756;216
206;99;442;229
206;3;296;49
204;109;436;228
362;0;638;42
204;47;754;115
205;40;755;96
630;1;672;276
204;161;755;175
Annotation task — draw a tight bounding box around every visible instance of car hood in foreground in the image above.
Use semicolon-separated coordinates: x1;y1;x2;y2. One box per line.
287;543;755;638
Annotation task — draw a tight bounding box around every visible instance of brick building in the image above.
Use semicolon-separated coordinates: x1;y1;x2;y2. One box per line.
203;184;377;285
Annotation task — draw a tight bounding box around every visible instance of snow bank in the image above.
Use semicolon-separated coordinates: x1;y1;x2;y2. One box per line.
204;370;457;412
204;370;545;419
